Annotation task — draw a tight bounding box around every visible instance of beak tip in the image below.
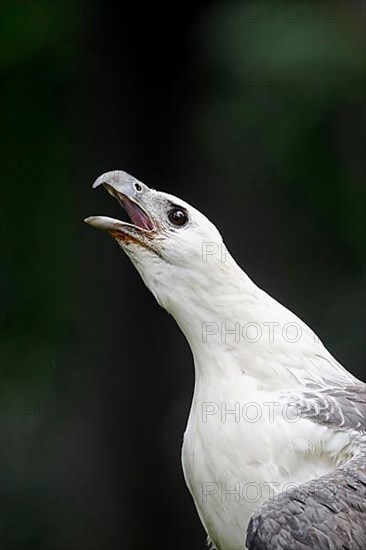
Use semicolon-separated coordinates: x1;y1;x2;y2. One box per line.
84;216;102;228
84;215;122;232
92;179;102;189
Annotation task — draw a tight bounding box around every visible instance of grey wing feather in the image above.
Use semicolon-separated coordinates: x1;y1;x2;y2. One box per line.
246;383;366;550
298;384;366;432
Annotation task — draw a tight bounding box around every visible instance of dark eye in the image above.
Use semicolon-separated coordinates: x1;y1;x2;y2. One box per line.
168;208;188;227
134;182;142;192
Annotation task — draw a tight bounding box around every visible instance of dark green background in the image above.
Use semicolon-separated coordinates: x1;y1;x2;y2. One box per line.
1;1;365;549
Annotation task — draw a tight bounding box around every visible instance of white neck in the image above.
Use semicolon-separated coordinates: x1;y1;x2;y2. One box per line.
156;250;354;391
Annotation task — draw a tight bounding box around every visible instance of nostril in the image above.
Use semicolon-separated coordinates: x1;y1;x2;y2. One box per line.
134;182;142;192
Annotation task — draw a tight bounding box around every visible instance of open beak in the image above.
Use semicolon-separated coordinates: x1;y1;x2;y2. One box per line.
85;178;155;236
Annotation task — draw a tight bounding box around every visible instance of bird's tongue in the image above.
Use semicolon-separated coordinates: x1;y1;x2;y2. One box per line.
117;195;154;231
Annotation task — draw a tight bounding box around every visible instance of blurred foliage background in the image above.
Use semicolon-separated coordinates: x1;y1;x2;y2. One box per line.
1;1;365;548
